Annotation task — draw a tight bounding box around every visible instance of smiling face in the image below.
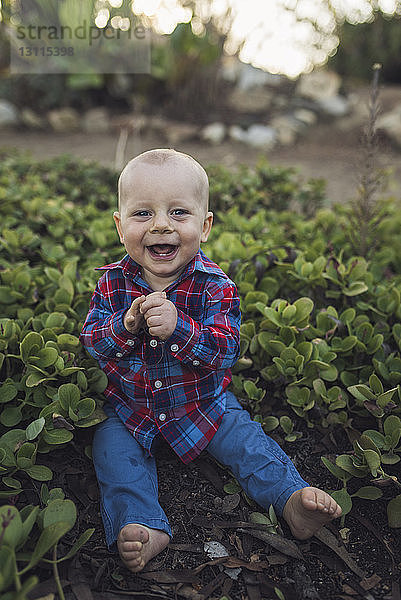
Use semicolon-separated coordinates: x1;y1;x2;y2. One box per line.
113;151;213;291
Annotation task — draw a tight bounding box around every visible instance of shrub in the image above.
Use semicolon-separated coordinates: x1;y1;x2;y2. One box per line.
1;152;401;593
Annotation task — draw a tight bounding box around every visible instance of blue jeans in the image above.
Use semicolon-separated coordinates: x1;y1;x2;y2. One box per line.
92;391;308;548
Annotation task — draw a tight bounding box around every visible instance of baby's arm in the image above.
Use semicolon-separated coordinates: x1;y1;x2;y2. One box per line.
80;278;143;363
146;283;241;371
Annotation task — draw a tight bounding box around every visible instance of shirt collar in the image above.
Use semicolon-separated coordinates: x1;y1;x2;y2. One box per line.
95;249;225;283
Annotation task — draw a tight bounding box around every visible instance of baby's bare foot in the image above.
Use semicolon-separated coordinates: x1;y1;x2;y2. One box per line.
283;486;342;540
117;524;170;572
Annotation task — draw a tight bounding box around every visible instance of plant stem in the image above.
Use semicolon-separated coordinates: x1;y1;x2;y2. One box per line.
13;552;21;591
53;543;65;600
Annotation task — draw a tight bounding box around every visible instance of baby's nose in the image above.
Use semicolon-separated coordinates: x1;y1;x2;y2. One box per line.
149;214;173;233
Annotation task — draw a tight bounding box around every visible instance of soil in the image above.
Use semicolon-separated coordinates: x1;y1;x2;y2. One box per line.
24;414;401;600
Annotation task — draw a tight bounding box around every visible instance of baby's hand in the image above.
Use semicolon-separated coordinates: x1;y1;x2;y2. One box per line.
123;295;146;334
140;291;178;341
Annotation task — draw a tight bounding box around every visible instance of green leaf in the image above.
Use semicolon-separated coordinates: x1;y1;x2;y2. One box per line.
42;498;77;530
24;465;53;481
0;546;15;591
29;347;59;369
263;416;279;432
343;281;368;296
363;449;381;477
0;381;18;404
42;428;74;444
369;374;384;395
20;332;44;362
321;456;351;481
26;371;50;387
21;521;71;572
384;415;401;447
347;384;376;402
352;486;383;500
223;480;242;494
250;512;272;526
0;406;23;427
330;488;352;516
58;383;81;410
54;528;95;563
26;417;46;441
387;494;401;528
0;506;23;549
293;297;314;323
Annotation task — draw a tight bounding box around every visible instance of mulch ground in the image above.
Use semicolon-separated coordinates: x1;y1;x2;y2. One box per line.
22;410;401;600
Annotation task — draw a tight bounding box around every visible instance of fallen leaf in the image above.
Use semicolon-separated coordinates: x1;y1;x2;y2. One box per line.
238;528;304;561
314;527;366;579
359;574;382;591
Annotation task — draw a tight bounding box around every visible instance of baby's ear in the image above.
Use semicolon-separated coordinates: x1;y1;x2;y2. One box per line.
201;211;213;243
113;211;124;244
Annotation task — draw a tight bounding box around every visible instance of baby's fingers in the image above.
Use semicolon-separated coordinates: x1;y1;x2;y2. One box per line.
140;292;166;313
130;295;146;313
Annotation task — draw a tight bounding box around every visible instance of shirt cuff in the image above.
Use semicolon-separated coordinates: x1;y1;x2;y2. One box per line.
166;309;203;366
109;309;139;355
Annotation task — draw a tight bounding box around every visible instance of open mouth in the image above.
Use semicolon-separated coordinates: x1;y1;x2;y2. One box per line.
147;244;178;258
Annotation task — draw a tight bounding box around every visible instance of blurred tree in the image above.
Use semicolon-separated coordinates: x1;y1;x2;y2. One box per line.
329;10;401;83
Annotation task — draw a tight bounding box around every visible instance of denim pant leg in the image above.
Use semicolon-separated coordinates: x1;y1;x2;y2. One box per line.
92;406;172;549
207;391;309;515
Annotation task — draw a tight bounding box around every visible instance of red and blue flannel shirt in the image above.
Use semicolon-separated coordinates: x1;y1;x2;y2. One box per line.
80;250;241;464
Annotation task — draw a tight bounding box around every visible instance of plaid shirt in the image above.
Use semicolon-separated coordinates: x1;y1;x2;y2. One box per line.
80;250;241;464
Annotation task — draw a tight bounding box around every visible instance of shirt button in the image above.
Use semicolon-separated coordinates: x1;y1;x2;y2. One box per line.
154;380;162;389
116;352;123;358
192;360;200;366
170;344;179;352
159;413;166;421
127;339;135;346
150;339;158;347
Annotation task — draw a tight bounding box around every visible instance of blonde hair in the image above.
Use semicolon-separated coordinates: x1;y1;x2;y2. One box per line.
118;149;209;211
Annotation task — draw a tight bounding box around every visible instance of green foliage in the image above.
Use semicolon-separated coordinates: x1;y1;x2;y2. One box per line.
1;151;401;593
330;12;401;83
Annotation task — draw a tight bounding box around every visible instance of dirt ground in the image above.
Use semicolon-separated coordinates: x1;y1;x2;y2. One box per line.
1;93;401;206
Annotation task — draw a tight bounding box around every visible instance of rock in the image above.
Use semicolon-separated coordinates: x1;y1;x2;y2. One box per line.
293;108;317;126
20;108;44;129
47;108;80;132
270;114;302;146
201;122;226;144
318;95;350;117
296;70;342;101
83;107;110;133
151;119;198;145
0;99;19;128
228;87;273;113
377;105;401;148
246;124;276;149
229;124;276;149
228;125;248;143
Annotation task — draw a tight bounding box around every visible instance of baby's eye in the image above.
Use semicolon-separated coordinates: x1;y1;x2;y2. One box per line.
134;210;151;217
171;209;189;216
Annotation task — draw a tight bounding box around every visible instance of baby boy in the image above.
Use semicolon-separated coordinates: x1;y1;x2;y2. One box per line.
80;148;341;573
